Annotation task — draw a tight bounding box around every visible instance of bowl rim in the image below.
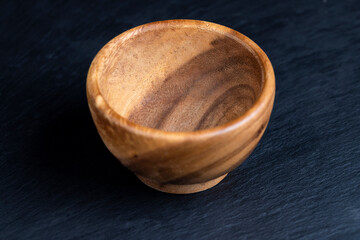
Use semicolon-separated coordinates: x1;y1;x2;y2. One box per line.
87;19;275;139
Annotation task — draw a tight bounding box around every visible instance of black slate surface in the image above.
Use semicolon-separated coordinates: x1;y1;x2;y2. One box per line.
1;0;360;239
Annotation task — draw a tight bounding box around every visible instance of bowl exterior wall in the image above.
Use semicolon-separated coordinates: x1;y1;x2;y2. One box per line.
87;87;274;185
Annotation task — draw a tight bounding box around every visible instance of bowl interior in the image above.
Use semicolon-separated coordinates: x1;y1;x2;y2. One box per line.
98;22;264;132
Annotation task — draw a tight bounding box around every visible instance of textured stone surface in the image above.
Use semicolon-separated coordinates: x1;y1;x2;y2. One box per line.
1;0;360;239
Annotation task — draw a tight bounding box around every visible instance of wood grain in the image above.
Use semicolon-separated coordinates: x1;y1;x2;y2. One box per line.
87;20;275;193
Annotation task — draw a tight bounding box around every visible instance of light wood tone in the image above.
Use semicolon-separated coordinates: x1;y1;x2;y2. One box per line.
87;20;275;194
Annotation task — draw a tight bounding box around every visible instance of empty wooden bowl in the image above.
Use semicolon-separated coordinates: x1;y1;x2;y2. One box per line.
86;20;275;194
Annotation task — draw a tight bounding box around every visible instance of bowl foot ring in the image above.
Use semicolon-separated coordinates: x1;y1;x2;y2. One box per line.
136;174;227;194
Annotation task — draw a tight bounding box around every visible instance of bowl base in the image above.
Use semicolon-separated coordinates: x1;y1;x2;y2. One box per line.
136;174;227;194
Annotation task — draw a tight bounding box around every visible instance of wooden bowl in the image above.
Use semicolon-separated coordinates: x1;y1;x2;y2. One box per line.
86;20;275;194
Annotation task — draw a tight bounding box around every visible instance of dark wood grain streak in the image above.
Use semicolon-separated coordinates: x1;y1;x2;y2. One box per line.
166;123;267;184
126;36;263;132
195;84;256;130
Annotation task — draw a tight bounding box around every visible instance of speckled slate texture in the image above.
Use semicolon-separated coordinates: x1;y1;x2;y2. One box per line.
1;0;360;239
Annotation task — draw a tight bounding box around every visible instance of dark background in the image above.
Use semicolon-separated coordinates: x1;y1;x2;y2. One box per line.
1;0;360;239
